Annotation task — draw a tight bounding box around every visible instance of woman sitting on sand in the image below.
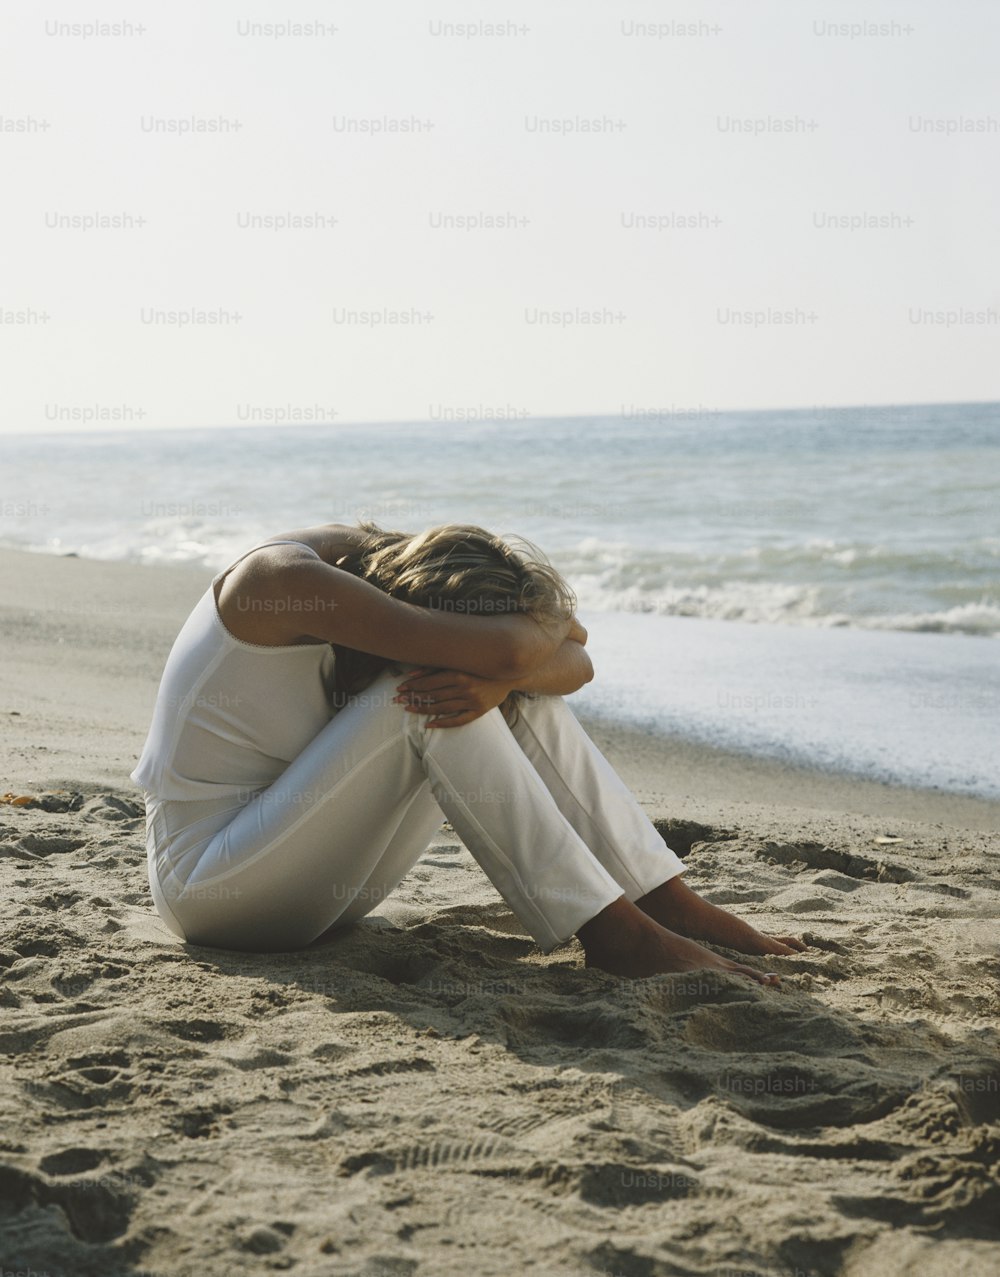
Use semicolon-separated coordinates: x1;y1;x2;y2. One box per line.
131;521;806;983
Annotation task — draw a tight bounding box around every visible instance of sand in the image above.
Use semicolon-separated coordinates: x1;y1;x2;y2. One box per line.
1;547;998;1277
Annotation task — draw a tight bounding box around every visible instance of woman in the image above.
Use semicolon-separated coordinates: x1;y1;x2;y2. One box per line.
131;520;807;983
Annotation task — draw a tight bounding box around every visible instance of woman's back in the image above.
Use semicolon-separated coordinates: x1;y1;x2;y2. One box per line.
131;541;336;801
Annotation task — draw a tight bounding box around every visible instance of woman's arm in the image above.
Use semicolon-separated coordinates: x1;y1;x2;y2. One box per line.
276;558;571;681
509;638;593;696
392;637;592;728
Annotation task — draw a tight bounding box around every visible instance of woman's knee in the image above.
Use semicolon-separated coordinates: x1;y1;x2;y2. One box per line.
507;691;571;733
339;676;401;716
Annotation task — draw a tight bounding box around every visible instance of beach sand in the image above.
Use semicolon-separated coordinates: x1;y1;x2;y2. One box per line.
1;547;998;1277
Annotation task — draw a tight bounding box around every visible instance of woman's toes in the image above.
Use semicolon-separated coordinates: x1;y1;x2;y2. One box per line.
757;934;806;955
728;960;779;987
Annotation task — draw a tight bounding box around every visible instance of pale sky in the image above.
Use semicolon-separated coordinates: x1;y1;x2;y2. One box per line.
2;0;998;433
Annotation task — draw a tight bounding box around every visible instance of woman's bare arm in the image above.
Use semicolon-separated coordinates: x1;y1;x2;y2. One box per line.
510;639;593;696
276;557;571;681
392;637;592;728
273;522;369;563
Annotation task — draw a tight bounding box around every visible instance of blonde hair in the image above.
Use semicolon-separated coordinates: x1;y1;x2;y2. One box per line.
330;520;577;726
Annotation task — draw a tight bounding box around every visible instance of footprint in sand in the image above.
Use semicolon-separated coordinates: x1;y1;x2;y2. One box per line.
0;1161;139;1243
499;1000;648;1053
758;841;916;884
160;1017;240;1044
44;1048;134;1110
339;1134;519;1178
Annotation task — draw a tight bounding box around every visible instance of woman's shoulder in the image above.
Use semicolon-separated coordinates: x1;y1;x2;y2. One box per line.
214;534;334;647
264;523;368;564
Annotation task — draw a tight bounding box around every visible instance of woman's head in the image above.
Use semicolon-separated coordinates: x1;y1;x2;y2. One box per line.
329;521;577;723
335;520;576;626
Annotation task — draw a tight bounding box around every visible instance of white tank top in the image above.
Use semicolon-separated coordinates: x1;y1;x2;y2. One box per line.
130;540;337;801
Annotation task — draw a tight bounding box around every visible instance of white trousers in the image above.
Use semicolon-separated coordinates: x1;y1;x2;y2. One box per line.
142;667;686;953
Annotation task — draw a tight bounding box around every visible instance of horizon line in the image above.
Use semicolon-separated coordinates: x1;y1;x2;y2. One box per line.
2;396;998;440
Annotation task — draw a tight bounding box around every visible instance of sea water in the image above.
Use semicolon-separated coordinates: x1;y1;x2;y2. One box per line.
3;402;998;796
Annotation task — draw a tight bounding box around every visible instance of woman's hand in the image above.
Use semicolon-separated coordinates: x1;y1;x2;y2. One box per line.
392;667;513;728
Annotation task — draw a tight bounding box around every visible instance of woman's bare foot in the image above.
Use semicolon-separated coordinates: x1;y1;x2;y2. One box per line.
577;897;780;987
637;875;809;957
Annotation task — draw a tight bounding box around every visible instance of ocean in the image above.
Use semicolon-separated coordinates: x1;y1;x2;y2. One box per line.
4;402;998;798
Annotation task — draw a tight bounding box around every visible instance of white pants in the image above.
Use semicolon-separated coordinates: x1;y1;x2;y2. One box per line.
142;667;686;953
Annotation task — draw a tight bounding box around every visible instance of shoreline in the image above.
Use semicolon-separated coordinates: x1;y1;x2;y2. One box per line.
2;545;999;829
